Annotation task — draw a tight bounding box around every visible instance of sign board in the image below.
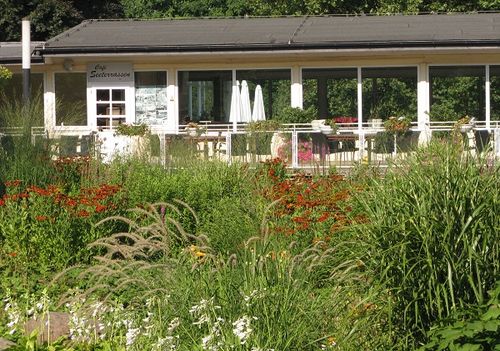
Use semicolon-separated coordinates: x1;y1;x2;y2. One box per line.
87;63;133;83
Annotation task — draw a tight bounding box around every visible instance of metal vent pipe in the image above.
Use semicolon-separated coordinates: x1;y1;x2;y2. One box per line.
22;17;31;104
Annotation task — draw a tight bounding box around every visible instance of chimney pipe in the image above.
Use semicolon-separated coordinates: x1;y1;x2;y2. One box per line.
22;17;31;104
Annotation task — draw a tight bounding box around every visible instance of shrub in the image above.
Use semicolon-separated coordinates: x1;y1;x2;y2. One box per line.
357;142;500;347
274;106;318;124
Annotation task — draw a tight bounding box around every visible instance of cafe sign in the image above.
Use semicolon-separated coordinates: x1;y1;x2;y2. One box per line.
87;63;133;83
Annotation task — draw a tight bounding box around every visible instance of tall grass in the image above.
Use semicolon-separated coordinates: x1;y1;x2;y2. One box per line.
48;201;391;350
357;142;500;347
0;94;54;185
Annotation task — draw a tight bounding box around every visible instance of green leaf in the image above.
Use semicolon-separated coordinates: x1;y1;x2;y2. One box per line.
481;306;500;321
483;320;499;332
457;344;481;351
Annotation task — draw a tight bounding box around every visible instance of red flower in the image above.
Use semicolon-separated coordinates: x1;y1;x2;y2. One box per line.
35;215;48;222
8;252;17;257
5;180;21;187
94;204;107;213
0;198;4;206
77;210;90;218
318;212;329;222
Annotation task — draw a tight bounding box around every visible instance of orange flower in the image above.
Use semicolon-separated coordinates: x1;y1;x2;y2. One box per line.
8;252;17;257
5;180;21;187
77;210;90;218
94;204;107;213
35;215;48;221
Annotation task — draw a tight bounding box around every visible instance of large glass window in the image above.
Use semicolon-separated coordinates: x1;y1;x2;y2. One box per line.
430;66;485;121
491;66;500;121
0;73;44;127
0;72;43;104
303;68;357;119
135;71;167;125
236;69;291;119
362;67;417;122
55;72;87;126
178;70;232;123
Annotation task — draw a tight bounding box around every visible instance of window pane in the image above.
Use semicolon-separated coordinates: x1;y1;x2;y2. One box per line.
491;66;500;121
303;68;357;119
135;71;168;125
111;103;125;115
97;89;109;101
111;89;125;101
362;67;417;122
0;73;43;103
236;69;291;119
97;103;109;115
55;73;87;126
178;70;232;123
430;66;485;121
0;73;44;126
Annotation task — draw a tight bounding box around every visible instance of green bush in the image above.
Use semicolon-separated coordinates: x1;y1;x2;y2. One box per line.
419;281;500;351
274;106;318;124
357;142;500;347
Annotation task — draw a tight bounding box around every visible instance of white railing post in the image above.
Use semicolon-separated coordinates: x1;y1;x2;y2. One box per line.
292;130;298;168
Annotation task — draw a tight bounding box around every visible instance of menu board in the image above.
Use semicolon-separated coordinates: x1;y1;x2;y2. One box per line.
135;86;168;125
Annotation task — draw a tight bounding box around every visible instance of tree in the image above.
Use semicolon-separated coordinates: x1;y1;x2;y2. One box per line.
0;0;123;41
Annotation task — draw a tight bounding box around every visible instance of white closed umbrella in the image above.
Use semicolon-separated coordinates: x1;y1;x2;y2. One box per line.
229;81;242;131
240;80;252;123
252;84;266;121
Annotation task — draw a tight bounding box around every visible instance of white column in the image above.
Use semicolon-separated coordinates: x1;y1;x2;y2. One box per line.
486;65;491;130
167;68;178;132
43;72;56;137
291;66;303;109
357;67;363;130
417;63;431;143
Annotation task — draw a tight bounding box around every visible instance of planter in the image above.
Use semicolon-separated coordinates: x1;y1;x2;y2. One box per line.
320;125;334;135
186;128;198;137
270;132;291;161
460;124;473;133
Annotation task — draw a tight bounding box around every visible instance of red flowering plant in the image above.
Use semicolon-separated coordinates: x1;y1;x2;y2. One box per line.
0;180;125;281
258;159;366;250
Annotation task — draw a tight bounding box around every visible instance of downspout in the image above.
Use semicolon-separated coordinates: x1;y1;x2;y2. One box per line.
22;17;31;105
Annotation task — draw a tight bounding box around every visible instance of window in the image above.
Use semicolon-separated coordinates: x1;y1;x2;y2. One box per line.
135;71;167;125
236;69;291;119
0;72;43;104
303;68;357;119
491;66;500;121
96;88;126;128
430;66;485;121
362;67;417;122
178;70;232;123
55;72;87;126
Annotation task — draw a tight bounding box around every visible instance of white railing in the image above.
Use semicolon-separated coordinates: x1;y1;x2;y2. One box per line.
1;122;499;169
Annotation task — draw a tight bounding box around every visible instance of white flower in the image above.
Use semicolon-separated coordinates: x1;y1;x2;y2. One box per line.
168;317;180;333
126;327;140;347
232;315;255;345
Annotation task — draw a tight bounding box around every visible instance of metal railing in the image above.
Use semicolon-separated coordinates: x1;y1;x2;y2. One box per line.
1;122;499;169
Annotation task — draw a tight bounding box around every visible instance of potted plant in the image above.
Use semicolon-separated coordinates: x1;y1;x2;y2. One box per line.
185;122;200;137
320;119;338;135
375;117;414;153
114;123;150;157
455;116;474;133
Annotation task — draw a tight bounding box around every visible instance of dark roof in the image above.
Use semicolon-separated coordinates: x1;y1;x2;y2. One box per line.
0;42;44;64
41;13;500;55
